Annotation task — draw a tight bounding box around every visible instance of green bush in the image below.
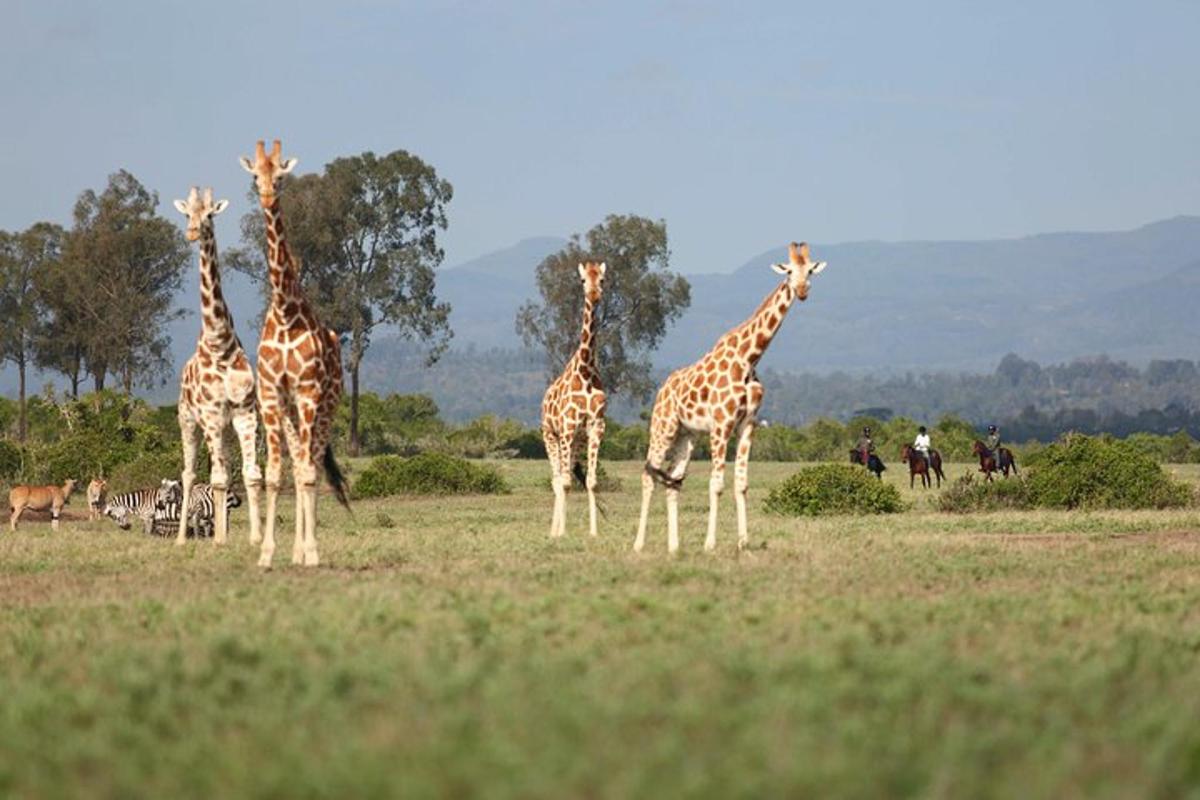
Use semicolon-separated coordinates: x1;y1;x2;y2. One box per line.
938;472;1034;513
764;464;905;516
353;453;510;499
1024;433;1193;510
106;451;185;494
0;440;25;480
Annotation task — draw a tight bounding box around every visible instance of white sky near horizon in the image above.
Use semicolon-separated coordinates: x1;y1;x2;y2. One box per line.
2;0;1199;274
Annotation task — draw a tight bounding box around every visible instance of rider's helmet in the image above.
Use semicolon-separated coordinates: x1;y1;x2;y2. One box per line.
918;426;927;434
988;424;997;433
863;426;871;435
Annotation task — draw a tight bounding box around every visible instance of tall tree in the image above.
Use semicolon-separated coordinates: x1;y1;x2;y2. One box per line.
229;149;454;455
0;223;61;440
516;215;691;400
59;171;189;393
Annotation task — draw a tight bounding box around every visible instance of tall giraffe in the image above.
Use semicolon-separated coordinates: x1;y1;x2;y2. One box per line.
172;187;262;546
634;242;827;553
239;139;350;568
540;262;607;538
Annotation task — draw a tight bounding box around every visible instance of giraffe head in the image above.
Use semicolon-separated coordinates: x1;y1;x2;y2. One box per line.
770;242;827;300
172;187;229;242
238;139;298;207
577;261;607;304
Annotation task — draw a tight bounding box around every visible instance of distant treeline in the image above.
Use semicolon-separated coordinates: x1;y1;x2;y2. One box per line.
361;343;1200;440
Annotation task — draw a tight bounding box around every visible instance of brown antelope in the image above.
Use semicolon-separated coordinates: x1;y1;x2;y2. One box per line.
9;479;78;531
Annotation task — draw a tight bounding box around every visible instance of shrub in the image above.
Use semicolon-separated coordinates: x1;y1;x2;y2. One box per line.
764;464;905;516
107;451;185;494
1024;433;1192;510
938;472;1033;513
353;453;509;499
0;440;25;481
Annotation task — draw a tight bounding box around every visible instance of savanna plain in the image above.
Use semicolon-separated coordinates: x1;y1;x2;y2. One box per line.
3;460;1200;799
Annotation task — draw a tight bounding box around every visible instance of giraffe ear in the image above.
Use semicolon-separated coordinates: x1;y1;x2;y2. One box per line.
597;262;607;277
810;260;828;276
238;156;256;174
770;262;789;275
577;263;587;280
212;199;230;215
173;199;189;215
279;158;298;174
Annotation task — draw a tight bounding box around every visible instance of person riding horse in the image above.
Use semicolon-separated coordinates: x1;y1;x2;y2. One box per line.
856;427;875;468
985;425;1002;463
913;426;933;472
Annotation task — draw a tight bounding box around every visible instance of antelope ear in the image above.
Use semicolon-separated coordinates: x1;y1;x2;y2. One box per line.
212;199;230;215
279;158;298;174
173;199;189;215
770;262;789;275
238;156;256;174
577;263;587;280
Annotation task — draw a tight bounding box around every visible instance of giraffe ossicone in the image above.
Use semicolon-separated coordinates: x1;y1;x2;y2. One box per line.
173;184;262;547
634;242;827;553
541;260;608;538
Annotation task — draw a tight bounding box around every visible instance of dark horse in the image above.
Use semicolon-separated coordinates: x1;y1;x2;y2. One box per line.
972;440;1018;481
900;444;946;489
849;448;886;480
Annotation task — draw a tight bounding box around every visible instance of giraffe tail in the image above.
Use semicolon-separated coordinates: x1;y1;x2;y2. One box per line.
644;463;683;491
572;461;607;518
323;446;352;511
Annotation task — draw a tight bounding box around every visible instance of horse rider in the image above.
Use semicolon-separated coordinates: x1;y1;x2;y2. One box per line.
913;425;933;471
856;426;875;467
985;424;1002;463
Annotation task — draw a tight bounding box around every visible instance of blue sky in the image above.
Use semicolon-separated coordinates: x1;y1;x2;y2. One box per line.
2;0;1198;273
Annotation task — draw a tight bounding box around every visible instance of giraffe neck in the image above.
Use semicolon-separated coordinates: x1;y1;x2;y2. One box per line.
197;219;236;346
739;280;796;367
261;196;303;310
575;292;598;369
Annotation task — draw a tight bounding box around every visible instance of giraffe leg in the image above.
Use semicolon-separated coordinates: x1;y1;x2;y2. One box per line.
733;419;757;551
176;413;201;547
556;422;579;538
585;417;605;538
704;427;732;552
232;408;262;545
291;403;321;568
258;424;284;569
279;411;308;565
202;425;230;545
665;437;694;554
543;428;565;539
635;416;681;552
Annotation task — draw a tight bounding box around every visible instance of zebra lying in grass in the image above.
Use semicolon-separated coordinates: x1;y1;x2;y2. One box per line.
104;481;240;538
152;480;241;539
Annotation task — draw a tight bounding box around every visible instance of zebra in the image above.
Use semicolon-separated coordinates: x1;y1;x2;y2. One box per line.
103;481;178;536
152;480;241;539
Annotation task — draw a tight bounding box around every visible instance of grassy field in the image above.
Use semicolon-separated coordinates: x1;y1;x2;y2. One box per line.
3;459;1200;798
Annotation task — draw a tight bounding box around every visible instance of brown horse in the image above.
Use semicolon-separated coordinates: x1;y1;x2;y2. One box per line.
972;440;1018;481
849;448;885;479
901;444;946;488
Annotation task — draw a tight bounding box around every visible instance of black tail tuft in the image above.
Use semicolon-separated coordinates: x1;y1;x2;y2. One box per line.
644;462;683;491
324;445;352;511
571;461;608;518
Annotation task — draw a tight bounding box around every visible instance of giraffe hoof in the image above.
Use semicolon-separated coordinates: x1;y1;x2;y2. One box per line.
174;538;186;548
303;552;319;567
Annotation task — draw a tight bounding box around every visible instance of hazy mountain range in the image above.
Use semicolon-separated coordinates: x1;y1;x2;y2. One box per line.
7;216;1200;402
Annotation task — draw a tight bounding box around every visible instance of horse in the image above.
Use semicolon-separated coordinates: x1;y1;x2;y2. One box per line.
9;479;77;532
972;440;1018;481
849;448;886;480
900;444;946;489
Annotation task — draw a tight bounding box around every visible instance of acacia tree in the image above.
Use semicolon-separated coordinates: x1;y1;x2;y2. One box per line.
58;171;189;393
515;215;691;400
0;223;61;439
229;149;454;455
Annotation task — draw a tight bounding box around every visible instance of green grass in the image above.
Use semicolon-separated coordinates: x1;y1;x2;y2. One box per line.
4;460;1200;798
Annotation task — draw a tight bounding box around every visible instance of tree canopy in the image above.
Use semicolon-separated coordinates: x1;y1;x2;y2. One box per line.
515;214;691;400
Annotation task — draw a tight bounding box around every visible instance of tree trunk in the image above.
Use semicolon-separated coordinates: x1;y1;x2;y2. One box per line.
93;368;106;393
349;355;361;457
17;358;26;443
122;364;133;396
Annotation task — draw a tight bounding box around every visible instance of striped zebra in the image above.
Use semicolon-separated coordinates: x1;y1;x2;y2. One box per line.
103;482;178;536
152;480;242;539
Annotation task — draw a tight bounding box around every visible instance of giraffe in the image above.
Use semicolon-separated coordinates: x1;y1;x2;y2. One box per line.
633;242;827;553
540;261;607;538
172;187;262;547
239;139;350;568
